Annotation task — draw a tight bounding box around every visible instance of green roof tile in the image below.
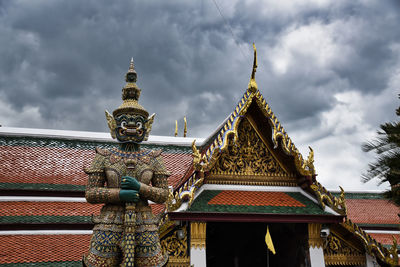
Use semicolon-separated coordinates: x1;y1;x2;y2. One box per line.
0;215;92;224
0;183;86;192
0;136;192;154
0;261;82;266
188;190;328;215
332;192;385;199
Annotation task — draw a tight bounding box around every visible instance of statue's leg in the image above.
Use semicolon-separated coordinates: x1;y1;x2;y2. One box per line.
84;230;123;267
134;229;168;267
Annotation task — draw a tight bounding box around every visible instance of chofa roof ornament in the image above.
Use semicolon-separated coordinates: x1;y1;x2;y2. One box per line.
248;43;258;93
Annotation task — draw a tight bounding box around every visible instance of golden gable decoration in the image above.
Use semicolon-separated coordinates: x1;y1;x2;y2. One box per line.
207;118;297;186
324;230;366;266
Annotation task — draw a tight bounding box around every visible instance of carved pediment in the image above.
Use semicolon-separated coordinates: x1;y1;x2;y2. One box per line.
324;231;365;266
207;118;296;186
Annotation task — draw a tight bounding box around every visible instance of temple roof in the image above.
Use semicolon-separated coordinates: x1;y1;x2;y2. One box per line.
0;129;195;194
0;127;399;265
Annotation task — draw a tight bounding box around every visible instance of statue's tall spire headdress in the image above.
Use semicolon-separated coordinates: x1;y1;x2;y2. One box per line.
105;58;155;142
113;58;149;118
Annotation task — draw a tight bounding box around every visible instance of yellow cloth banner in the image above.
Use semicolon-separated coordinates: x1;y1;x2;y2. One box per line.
265;226;276;254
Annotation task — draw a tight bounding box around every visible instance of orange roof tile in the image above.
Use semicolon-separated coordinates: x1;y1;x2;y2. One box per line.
346;199;400;225
0;202;102;217
162;153;193;188
0;144;191;189
208;191;306;207
369;233;400;246
0;146;92;185
150;203;166;216
0;234;91;264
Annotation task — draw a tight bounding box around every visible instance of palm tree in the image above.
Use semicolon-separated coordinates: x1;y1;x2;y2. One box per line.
362;96;400;205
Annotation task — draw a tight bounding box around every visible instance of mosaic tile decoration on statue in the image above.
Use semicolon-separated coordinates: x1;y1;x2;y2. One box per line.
188;190;329;215
0;136;193;192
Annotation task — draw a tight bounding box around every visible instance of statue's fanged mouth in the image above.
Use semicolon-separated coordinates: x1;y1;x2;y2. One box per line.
120;126;143;136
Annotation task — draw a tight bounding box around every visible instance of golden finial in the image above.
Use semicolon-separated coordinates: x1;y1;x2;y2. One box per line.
184;116;187;137
248;43;258;93
175;120;178;137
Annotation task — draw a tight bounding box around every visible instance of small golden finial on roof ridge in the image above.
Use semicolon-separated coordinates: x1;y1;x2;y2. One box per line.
248;43;258;93
175;120;178;137
184;116;187;137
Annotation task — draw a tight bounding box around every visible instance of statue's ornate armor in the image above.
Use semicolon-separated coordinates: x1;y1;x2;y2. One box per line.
83;147;169;266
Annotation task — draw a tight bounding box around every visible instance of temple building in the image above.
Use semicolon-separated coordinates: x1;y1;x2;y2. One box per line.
0;49;399;266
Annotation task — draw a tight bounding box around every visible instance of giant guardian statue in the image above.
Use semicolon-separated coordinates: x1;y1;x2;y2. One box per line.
83;59;169;267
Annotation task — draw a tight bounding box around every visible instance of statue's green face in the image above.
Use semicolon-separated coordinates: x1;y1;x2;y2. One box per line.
115;113;147;143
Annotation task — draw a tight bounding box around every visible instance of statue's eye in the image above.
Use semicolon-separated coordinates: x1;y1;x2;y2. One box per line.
121;121;127;128
136;122;142;129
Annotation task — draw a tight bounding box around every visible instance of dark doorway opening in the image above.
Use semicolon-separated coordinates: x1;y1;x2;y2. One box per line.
206;222;309;267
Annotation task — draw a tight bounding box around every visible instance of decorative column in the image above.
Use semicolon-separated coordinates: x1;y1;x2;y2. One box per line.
190;222;206;267
308;223;326;267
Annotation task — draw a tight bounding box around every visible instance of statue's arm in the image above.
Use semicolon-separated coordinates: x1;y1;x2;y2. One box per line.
84;149;120;204
139;153;170;204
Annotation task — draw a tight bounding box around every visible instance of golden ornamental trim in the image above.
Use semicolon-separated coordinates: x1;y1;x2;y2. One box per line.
205;179;298;187
167;256;190;267
166;172;204;212
161;228;188;259
190;222;206;249
310;182;347;216
343;219;399;266
159;215;176;240
324;254;366;266
308;223;324;248
166;141;205;212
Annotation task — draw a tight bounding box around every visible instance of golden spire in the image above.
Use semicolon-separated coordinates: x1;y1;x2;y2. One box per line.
183;116;187;137
175;120;178;137
248;43;258;93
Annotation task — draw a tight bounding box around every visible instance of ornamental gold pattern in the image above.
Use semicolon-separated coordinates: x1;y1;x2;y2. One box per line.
165;141;206;212
166;171;204;212
190;222;206;249
210;119;288;177
308;223;323;249
323;231;365;266
310;182;347;215
343;219;399;266
161;228;188;258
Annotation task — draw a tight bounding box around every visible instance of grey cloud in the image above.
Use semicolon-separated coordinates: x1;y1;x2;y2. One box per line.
0;0;398;142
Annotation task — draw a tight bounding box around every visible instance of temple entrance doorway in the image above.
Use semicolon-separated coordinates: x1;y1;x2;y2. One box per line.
206;222;310;267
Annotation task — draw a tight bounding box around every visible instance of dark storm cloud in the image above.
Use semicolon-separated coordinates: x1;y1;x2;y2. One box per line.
0;0;399;140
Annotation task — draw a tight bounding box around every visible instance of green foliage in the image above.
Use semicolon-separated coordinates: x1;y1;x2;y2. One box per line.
362;96;400;205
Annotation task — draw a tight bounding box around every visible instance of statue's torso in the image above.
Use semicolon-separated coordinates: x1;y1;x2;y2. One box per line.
92;148;161;232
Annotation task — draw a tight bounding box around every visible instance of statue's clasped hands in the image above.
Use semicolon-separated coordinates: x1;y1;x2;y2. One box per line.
119;176;141;203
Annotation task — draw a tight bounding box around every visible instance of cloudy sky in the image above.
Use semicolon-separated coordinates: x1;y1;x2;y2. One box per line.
0;0;399;191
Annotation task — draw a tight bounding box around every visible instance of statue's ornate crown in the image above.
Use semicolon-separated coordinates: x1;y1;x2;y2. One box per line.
112;58;149;118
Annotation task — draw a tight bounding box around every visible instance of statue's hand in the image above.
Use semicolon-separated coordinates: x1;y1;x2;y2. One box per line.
121;176;141;191
119;189;140;203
